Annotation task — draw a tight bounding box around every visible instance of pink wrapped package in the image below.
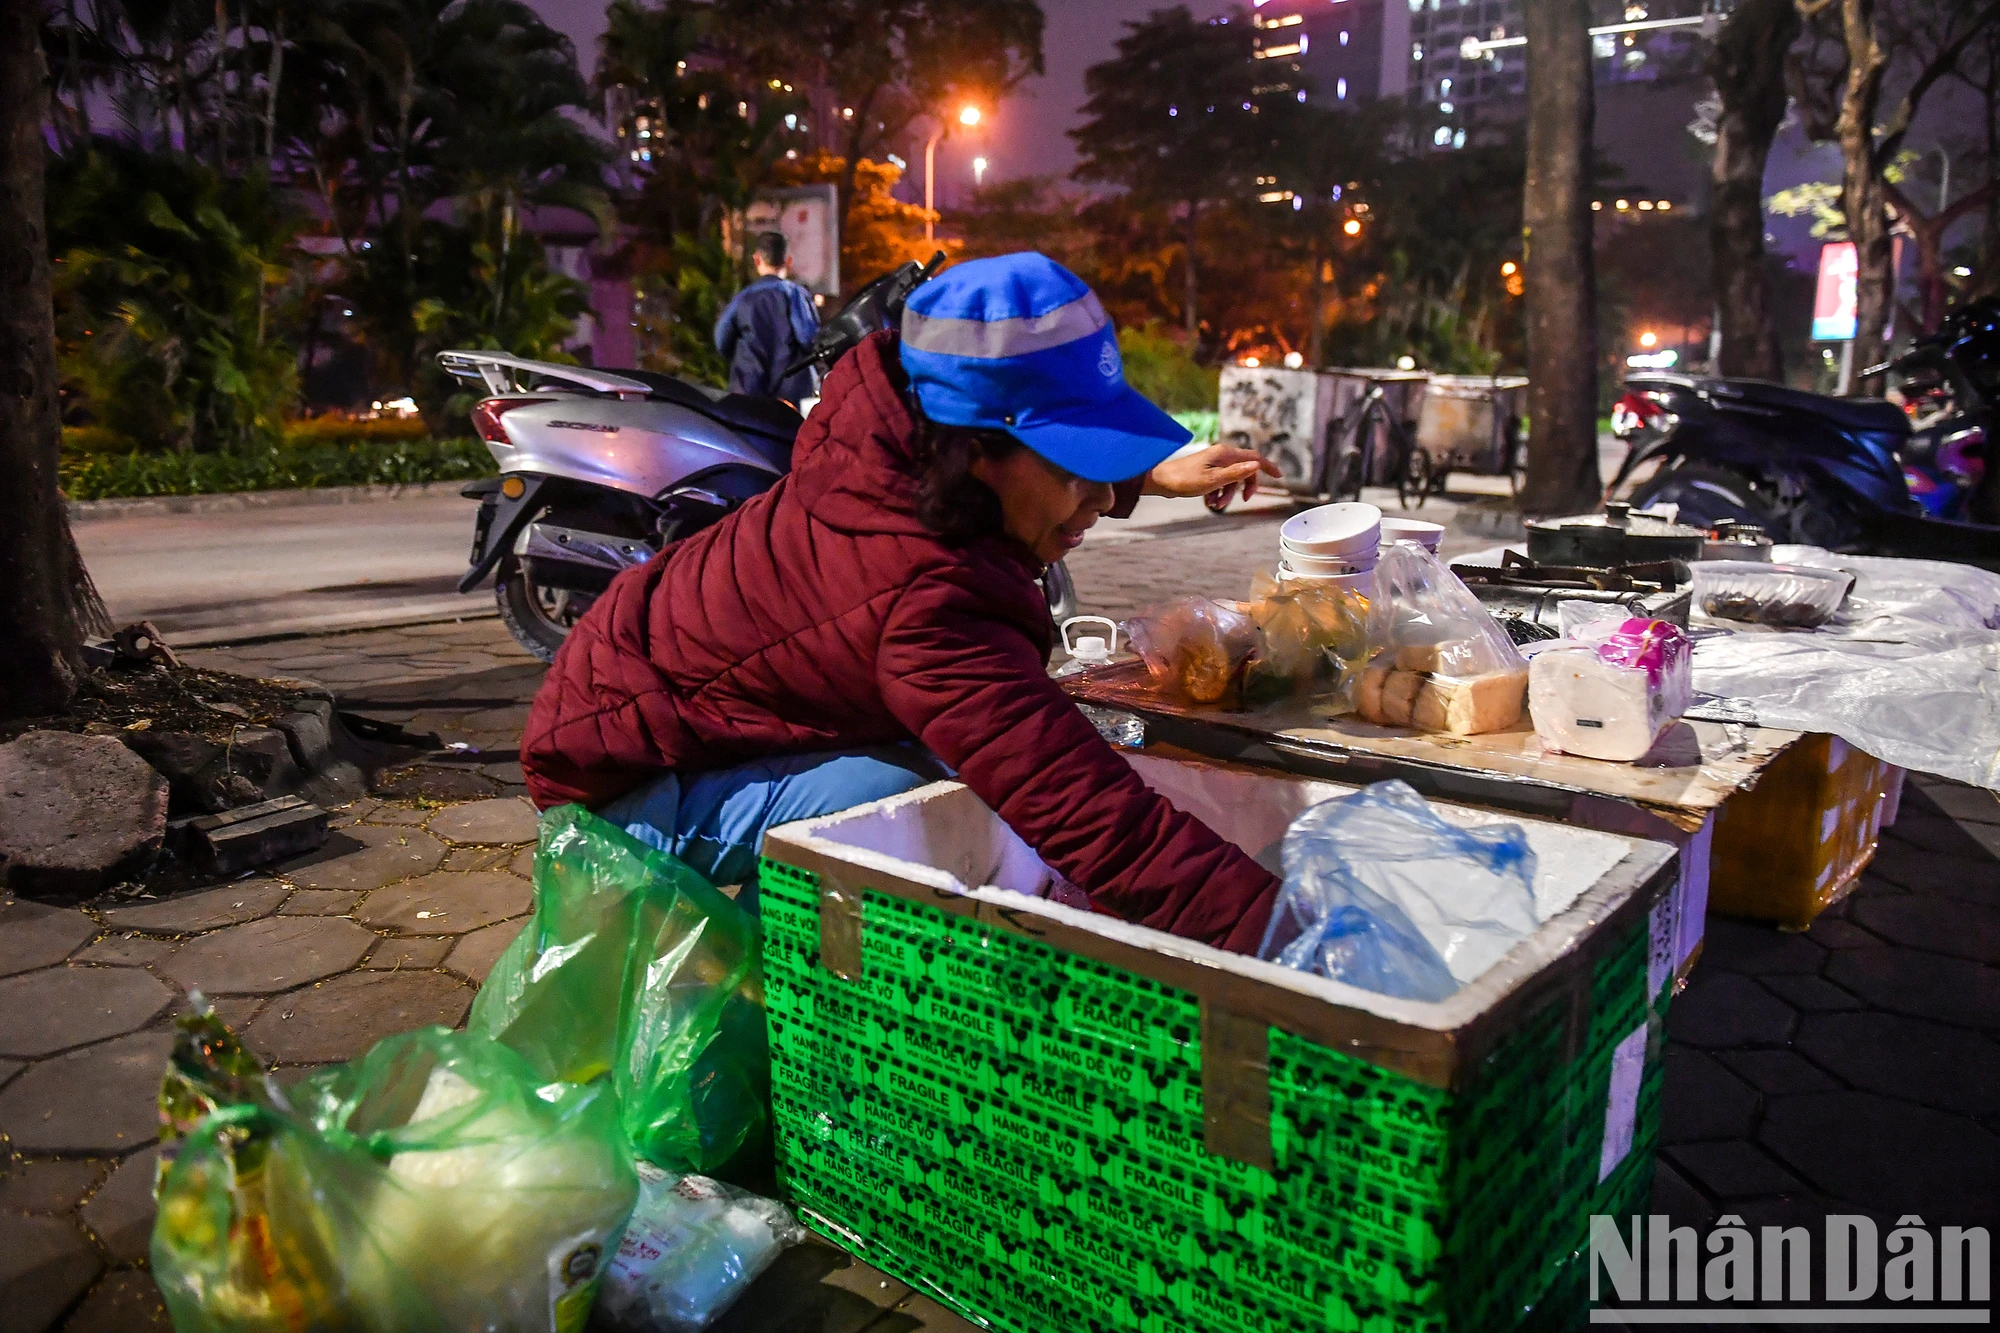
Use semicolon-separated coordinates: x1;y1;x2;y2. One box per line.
1528;618;1693;762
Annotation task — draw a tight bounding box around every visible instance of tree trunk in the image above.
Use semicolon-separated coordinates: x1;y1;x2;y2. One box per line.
1183;198;1199;340
1708;0;1797;379
0;0;107;719
1831;0;1892;391
1520;0;1601;515
264;11;284;161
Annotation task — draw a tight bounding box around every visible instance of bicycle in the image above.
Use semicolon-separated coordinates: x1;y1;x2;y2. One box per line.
1327;384;1434;510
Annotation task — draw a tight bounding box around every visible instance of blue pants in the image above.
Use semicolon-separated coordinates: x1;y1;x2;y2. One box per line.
596;745;952;914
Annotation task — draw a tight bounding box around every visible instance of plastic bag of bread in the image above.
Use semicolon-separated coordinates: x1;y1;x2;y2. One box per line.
1125;597;1257;705
1241;573;1370;708
1357;545;1529;735
1529;617;1693;761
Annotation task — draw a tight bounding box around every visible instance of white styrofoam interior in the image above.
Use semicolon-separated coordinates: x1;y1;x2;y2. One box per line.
794;751;1642;1028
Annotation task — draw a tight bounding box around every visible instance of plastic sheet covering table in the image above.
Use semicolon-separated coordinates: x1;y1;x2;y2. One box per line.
1683;546;2000;791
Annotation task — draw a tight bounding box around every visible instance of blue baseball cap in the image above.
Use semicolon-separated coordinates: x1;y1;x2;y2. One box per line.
900;253;1192;484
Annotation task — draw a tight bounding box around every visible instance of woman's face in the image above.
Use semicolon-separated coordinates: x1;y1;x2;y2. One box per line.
970;447;1117;565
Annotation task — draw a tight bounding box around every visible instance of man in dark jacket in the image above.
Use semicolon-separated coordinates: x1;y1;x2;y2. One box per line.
713;231;819;402
525;253;1281;951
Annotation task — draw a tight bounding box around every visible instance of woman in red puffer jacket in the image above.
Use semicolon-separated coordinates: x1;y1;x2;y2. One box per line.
521;254;1282;952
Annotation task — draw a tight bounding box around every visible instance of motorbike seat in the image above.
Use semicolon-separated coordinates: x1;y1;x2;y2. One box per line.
606;368;803;442
1712;378;1910;437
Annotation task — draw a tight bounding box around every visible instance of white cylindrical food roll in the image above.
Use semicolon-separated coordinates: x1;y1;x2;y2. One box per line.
1528;646;1670;762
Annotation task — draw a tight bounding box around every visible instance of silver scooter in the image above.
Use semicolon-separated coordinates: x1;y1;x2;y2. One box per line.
440;263;1077;662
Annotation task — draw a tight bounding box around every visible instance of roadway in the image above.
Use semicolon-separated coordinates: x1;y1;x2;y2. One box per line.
80;447;1625;649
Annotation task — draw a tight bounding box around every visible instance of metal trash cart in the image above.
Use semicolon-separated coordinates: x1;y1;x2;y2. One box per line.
1218;366;1434;508
1414;374;1531;495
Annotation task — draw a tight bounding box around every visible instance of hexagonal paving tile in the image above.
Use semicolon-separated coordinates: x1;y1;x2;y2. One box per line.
80;1144;163;1263
0;1214;102;1333
1761;1091;2000;1219
427;797;540;847
359;804;430;828
1917;780;2000;825
99;880;292;933
277;823;444;892
1698;919;1826;975
1664;972;1798;1049
1666;1140;1804;1200
72;934;174;967
1851;895;2000;964
0;1032;174;1153
446;919;528;983
279;889;363;916
372;765;499;802
159;916;376;996
1658;1047;1760;1144
60;1269;173;1332
355;872;531;935
1824;946;2000;1030
244;971;472;1065
0;966;173;1058
0;901;96;979
0;1159;103;1215
1795;1011;2000;1116
362;937;454;971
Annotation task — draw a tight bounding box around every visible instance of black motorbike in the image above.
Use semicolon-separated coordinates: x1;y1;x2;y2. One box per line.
1607;300;2000;570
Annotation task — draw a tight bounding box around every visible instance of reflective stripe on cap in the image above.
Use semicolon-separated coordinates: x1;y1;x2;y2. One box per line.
902;291;1110;360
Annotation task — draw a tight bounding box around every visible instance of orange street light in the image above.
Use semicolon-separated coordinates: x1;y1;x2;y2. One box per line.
1342;218;1362;236
927;104;986;241
1639;331;1658;348
1500;260;1518;275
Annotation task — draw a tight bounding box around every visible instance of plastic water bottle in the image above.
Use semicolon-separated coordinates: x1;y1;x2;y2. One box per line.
1053;616;1146;748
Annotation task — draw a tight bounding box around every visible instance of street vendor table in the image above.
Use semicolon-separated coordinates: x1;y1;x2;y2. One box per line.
1063;660;1903;962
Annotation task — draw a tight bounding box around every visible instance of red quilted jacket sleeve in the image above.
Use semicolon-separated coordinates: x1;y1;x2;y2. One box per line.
875;557;1279;954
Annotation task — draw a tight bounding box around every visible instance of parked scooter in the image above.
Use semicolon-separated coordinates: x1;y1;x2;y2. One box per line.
442;254;1077;662
1606;300;2000;569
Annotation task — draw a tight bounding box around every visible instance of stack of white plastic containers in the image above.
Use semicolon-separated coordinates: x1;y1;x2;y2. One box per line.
1278;503;1444;596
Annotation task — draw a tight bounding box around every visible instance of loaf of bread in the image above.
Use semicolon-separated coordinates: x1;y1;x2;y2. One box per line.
1412;670;1528;735
1357;665;1390;721
1381;670;1424;726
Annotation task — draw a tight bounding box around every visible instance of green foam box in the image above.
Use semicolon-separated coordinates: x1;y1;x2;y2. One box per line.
758;751;1677;1331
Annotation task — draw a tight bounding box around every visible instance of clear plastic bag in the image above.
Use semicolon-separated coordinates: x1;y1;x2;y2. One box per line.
1258;780;1539;1001
1125;596;1257;705
1241;572;1371;709
596;1164;806;1331
468;805;769;1176
1357;544;1529;734
151;1012;638;1333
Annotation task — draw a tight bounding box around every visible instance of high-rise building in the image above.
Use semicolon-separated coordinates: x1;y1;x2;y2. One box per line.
1250;0;1721;206
1250;0;1410;107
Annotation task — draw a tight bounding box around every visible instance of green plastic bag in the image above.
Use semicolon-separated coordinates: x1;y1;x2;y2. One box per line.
152;1015;638;1333
468;804;770;1175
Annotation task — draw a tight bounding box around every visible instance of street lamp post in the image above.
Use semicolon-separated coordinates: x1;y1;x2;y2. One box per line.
926;104;980;242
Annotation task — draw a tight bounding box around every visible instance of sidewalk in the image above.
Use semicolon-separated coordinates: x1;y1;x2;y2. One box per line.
2;604;1994;1329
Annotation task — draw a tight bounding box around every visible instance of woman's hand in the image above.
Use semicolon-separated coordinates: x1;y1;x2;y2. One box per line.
1144;445;1281;502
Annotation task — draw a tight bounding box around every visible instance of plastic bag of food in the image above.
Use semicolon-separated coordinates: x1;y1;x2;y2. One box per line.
1530;617;1694;762
1125;596;1257;704
152;1013;637;1333
469;804;769;1176
1258;781;1539;1001
597;1163;806;1331
1357;544;1529;734
1241;572;1371;708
